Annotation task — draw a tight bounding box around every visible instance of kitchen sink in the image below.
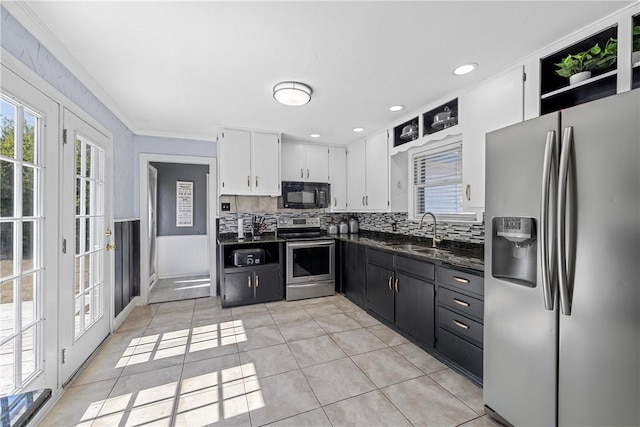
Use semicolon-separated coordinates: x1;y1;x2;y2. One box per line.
390;244;450;255
411;247;451;255
390;243;429;251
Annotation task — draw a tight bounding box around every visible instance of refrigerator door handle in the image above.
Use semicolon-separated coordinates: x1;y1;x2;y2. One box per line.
557;126;573;316
540;130;557;311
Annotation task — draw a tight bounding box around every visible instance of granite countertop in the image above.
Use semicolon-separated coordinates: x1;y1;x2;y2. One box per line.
217;231;484;273
217;233;284;245
333;231;485;273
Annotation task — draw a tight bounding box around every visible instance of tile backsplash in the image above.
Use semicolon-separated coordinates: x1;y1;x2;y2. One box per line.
218;210;485;244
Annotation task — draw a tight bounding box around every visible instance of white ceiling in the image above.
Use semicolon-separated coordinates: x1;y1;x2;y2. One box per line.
7;1;633;144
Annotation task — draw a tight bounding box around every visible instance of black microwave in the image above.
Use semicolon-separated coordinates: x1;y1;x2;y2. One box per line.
282;181;330;209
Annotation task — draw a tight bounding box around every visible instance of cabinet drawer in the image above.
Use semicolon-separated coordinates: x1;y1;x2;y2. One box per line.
367;248;394;269
438;287;484;321
437;306;483;346
437;327;483;379
438;267;484;296
396;256;435;281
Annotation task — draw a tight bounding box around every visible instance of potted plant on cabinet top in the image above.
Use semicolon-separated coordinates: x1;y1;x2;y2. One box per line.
555;40;616;86
633;26;640;65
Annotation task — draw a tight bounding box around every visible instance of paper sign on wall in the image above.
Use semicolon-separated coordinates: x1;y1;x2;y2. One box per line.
176;181;193;227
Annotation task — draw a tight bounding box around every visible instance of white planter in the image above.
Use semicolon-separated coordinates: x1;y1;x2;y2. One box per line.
569;71;592;86
632;51;640;66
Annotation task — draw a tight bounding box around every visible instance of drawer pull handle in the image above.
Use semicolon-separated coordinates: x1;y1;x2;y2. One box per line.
452;319;469;329
388;276;393;291
394;278;399;293
453;276;470;284
453;298;470;307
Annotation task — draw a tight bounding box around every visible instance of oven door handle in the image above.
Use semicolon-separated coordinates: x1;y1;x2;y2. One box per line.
287;240;335;248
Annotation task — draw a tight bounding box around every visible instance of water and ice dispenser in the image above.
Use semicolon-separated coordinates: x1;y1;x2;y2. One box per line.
491;217;537;287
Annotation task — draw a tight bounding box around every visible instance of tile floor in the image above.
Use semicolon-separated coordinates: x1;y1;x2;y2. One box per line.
40;294;499;427
148;275;211;304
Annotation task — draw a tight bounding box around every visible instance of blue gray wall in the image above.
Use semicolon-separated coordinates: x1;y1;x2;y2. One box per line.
151;162;209;236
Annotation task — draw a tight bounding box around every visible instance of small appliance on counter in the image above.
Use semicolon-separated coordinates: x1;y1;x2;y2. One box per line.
348;217;359;234
232;248;266;266
326;220;338;235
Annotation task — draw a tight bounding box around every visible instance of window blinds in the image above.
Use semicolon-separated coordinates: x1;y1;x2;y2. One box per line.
413;143;463;215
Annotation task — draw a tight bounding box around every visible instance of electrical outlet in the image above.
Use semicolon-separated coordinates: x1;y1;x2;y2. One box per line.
221;202;231;212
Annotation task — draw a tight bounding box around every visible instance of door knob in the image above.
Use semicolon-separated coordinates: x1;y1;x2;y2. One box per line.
106;244;116;251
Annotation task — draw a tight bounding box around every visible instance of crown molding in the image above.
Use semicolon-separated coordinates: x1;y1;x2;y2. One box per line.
2;1;139;134
134;128;217;143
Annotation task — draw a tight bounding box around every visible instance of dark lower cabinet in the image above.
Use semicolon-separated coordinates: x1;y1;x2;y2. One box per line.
395;271;435;347
366;248;436;349
366;262;394;323
223;265;280;307
342;241;367;308
435;265;484;383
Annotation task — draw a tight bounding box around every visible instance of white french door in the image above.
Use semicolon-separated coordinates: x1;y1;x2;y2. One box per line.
60;109;113;384
0;65;59;395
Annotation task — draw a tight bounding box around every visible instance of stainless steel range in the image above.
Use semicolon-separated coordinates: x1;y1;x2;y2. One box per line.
277;216;335;301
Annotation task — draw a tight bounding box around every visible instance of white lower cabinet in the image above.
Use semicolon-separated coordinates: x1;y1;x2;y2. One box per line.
460;66;524;210
329;146;348;211
218;127;280;196
347;130;389;211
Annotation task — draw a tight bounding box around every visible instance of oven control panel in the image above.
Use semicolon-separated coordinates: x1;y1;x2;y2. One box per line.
277;216;321;229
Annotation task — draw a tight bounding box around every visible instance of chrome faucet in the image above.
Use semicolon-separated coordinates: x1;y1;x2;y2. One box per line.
419;211;441;248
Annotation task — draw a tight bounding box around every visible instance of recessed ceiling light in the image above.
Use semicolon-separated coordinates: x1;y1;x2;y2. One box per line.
453;63;478;76
353;127;365;132
273;81;312;106
389;105;404;112
310;133;320;138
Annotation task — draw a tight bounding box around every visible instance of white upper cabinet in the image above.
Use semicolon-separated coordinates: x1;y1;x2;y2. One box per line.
347;130;389;211
281;142;329;182
329;146;348;211
252;132;281;194
365;130;390;211
460;66;524;210
218;127;281;196
347;139;366;210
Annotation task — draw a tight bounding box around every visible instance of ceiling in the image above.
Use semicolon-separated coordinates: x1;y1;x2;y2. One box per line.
6;1;633;144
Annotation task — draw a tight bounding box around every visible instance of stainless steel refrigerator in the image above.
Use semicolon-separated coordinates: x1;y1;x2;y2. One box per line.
484;89;639;426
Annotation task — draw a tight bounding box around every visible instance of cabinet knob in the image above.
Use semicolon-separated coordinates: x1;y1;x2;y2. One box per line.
256;176;258;187
256;275;259;287
465;184;471;201
453;276;470;284
247;176;250;187
307;168;309;179
247;276;251;287
394;278;399;293
300;168;304;178
388;276;392;291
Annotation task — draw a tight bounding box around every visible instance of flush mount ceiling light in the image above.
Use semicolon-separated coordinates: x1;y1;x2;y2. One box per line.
353;127;365;132
310;133;321;138
273;81;312;106
389;105;405;112
453;63;478;76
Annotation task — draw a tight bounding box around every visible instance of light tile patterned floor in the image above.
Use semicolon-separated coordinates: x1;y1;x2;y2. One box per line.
148;275;211;304
40;294;500;427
